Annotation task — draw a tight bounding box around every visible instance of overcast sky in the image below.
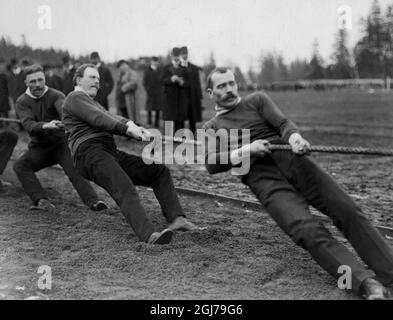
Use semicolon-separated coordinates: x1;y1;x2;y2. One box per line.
1;0;392;70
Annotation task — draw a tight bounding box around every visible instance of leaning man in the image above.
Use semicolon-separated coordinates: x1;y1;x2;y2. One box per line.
14;64;107;213
203;67;393;300
62;64;200;245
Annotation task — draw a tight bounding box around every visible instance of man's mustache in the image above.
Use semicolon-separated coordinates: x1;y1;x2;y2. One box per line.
224;93;237;101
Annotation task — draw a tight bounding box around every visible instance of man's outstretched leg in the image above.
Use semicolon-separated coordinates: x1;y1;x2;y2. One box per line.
56;143;107;211
244;157;384;299
118;151;205;231
13;147;56;212
77;144;173;244
280;153;393;298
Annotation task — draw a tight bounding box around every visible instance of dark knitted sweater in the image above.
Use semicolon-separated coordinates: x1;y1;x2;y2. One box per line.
62;90;129;157
15;88;66;147
202;91;300;174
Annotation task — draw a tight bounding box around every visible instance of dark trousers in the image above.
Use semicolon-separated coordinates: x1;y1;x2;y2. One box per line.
13;142;99;206
0;130;18;175
174;121;185;133
98;96;109;111
0;112;9;129
75;138;184;242
187;104;196;134
118;107;128;119
147;111;160;127
243;151;393;293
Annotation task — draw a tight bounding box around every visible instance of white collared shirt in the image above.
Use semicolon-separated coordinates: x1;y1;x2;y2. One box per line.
25;86;49;99
74;86;93;99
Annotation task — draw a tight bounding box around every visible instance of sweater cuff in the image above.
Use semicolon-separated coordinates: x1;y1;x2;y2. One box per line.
283;129;300;143
119;118;128;125
114;122;128;136
30;122;46;136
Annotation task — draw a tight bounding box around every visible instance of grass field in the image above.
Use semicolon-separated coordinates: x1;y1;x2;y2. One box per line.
124;86;393;142
200;89;393;139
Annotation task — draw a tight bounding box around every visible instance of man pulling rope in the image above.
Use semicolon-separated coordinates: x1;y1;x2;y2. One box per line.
202;67;393;300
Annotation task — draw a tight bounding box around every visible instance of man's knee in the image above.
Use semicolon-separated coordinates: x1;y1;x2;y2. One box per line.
333;199;366;229
148;164;171;184
2;130;18;147
156;164;171;179
13;157;30;175
288;219;330;249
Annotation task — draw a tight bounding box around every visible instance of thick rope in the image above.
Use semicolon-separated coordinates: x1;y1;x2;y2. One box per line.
268;144;393;156
155;135;393;157
0;117;22;124
2;117;392;156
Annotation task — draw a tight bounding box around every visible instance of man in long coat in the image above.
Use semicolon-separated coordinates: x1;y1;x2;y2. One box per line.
0;58;11;121
116;60;139;124
180;46;203;134
90;52;114;110
143;57;164;128
162;48;189;133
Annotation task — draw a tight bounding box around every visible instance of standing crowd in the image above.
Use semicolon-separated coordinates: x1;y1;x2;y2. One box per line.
0;47;204;133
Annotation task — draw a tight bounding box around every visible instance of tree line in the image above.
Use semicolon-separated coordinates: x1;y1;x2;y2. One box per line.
244;0;393;86
1;0;392;87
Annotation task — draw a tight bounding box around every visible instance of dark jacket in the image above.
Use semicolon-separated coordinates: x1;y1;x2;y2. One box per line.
63;65;76;95
143;66;164;111
94;64;114;109
7;71;26;102
46;75;64;92
185;63;203;122
162;64;189;121
0;73;10;113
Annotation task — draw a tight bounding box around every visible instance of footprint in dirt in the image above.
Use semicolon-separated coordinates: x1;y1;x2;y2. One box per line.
186;227;234;246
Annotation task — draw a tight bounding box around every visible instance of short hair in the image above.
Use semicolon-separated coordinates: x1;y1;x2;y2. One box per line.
62;55;71;64
90;51;100;60
171;47;181;57
206;67;232;91
21;59;31;67
24;64;44;78
179;46;188;54
117;59;129;68
73;63;97;85
151;56;159;62
43;64;54;71
10;58;19;66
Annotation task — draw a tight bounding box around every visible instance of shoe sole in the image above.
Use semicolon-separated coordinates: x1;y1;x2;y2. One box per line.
29;206;56;214
152;229;173;245
91;203;108;211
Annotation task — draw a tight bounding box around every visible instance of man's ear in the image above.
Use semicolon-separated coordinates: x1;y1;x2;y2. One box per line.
207;88;213;98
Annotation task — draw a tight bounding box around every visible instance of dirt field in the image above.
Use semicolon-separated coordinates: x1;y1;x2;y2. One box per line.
0;162;361;300
1;89;393;300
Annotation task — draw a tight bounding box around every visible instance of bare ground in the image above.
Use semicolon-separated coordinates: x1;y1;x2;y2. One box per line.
1;134;392;300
